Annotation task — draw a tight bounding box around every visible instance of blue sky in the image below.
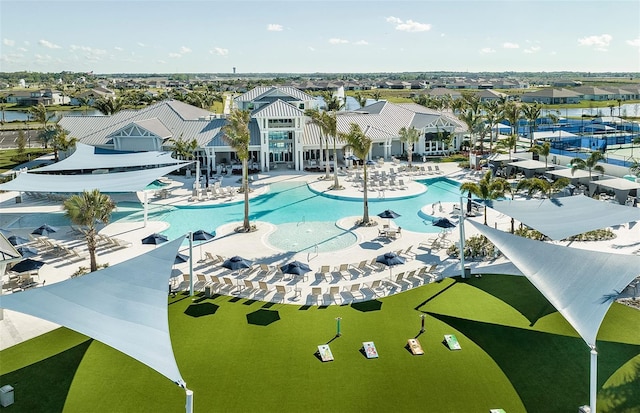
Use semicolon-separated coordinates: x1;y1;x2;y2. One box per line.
1;0;639;74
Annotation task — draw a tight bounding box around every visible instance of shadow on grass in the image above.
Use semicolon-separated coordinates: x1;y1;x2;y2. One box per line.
599;357;640;412
351;300;383;312
184;302;220;317
429;312;640;413
462;275;556;326
1;339;93;413
246;309;280;326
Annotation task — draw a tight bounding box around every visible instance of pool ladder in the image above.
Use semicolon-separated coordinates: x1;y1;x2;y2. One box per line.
297;216;306;226
307;244;319;261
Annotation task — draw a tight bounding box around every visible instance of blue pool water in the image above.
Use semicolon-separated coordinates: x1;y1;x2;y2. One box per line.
143;177;462;241
6;178;462;252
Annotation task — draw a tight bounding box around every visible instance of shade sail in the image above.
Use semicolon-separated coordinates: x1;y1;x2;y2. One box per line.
507;159;549;170
35;143;187;172
484;196;640;240
0;164;186;193
548;168;593;180
0;236;186;386
468;220;640;347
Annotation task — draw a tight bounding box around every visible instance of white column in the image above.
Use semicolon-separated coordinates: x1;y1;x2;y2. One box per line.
189;232;194;297
459;196;466;278
0;262;6;320
185;389;193;413
590;346;597;413
143;191;148;228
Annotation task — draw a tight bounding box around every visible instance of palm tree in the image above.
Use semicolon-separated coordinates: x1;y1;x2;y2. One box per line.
305;108;331;180
322;110;341;189
93;97;125;115
222;109;252;232
459;171;509;225
530;141;552;168
570;151;605;178
340;123;373;226
522;102;542;148
482;100;501;154
29;103;55;148
495;133;518;160
501;101;522;155
354;92;368;108
63;189;116;272
516;177;570;199
50;126;78;162
456;92;482;153
398;126;421;169
629;157;640;177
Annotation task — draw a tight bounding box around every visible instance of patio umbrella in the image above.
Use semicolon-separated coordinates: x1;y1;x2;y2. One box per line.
192;229;215;261
377;210;401;220
432;217;456;229
174;252;190;264
222;256;253;271
16;246;38;258
280;261;311;279
141;233;168;245
11;258;45;273
7;235;29;246
376;251;405;278
32;224;59;236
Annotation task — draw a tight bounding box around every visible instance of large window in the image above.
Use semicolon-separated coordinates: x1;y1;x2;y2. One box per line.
268;118;294;128
268;131;293;163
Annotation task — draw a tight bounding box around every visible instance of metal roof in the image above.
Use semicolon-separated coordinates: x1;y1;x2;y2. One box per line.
131;118;172;139
234;86;314;103
252;99;305;118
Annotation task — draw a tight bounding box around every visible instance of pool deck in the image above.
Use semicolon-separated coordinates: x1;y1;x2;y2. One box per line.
1;160;639;350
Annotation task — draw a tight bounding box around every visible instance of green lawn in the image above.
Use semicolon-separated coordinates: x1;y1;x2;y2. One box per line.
1;275;639;413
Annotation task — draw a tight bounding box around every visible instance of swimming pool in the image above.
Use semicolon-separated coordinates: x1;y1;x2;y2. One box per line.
267;221;358;253
148;177;462;242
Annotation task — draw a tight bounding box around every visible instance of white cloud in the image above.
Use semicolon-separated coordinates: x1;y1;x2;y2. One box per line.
23;41;30;46
180;46;192;54
479;47;496;54
157;60;167;64
17;47;28;52
267;24;283;32
523;46;541;54
626;37;640;47
137;42;145;47
386;16;431;32
114;46;124;51
3;38;15;47
329;38;349;44
169;52;182;58
39;39;61;49
503;42;519;49
210;47;229;56
308;46;316;52
578;34;612;51
354;40;369;46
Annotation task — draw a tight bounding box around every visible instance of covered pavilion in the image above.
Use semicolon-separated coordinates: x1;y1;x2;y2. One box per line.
507;159;551;178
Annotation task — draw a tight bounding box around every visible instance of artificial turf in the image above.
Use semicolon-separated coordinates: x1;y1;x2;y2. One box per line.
1;275;639;413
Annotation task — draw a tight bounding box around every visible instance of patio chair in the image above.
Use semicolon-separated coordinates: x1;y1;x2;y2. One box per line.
310;287;323;305
334;263;351;280
275;284;291;303
344;283;363;301
329;286;342;304
316;265;332;282
351;260;370;277
361;280;384;297
257;281;274;298
434;165;443;174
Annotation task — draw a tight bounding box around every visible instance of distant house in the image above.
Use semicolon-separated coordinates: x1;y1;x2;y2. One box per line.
6;89;69;106
520;88;582;104
70;87;116;106
475;89;509;102
570;86;615;101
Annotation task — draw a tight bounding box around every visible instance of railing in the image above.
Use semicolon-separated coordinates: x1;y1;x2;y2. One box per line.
307;244;319;262
297;216;305;227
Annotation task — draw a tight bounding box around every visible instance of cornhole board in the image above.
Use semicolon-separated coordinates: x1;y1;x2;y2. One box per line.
363;341;379;358
444;334;461;350
407;338;424;355
490;409;506;413
317;344;334;362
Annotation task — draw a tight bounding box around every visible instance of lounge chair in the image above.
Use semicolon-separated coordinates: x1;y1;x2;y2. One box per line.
329;286;342;304
344;283;363;300
310;287;323;305
334;263;351;280
361;280;384;297
316;265;332;282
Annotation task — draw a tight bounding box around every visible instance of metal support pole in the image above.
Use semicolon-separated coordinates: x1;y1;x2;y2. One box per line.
189;232;194;297
143;191;148;228
459;196;466;278
185;388;193;413
590;346;597;413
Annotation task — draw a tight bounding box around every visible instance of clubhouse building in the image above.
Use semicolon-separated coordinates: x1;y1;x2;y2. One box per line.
59;86;467;175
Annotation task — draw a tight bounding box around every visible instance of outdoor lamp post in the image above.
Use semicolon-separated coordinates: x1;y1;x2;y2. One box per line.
335;317;342;337
420;314;426;333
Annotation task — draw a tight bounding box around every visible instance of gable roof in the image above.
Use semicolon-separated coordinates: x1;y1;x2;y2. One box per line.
252;99;305;118
235;86;314;103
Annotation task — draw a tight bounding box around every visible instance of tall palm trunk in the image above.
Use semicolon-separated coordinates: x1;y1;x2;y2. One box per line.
332;137;339;188
242;158;250;230
86;227;98;272
324;137;330;179
362;163;370;223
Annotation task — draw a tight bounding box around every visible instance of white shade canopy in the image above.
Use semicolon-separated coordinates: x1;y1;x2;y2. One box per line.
0;164;185;193
484;196;640;240
0;236;186;386
468;220;640;347
35;143;187;172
